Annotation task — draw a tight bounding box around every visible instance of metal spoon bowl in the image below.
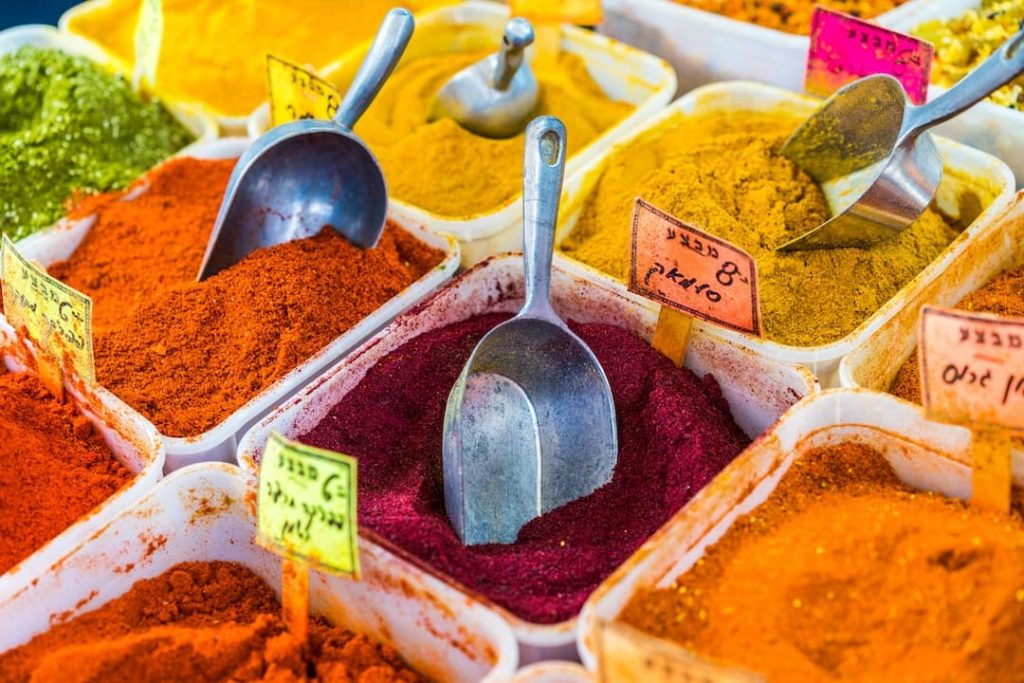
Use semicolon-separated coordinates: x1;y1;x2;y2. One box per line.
197;8;415;280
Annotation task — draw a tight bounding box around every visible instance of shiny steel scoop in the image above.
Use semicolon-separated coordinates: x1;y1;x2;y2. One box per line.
430;17;537;139
196;9;414;281
778;25;1024;251
443;117;618;546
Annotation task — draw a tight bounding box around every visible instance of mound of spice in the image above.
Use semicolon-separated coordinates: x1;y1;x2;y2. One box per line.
0;561;423;682
0;45;193;239
299;313;749;623
355;51;633;218
0;369;132;575
560;110;971;347
914;0;1024;110
48;156;445;437
670;0;910;34
619;442;1024;682
65;0;446;119
890;266;1024;403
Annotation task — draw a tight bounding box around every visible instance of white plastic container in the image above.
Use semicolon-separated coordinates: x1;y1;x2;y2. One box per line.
553;80;1017;388
0;348;165;599
0;24;216;154
248;1;677;267
236;255;817;663
884;0;1024;187
512;662;594;682
8;137;461;472
600;0;931;95
0;463;519;682
576;388;1021;674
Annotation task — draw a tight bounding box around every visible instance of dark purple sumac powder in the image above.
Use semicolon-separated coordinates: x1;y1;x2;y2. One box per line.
300;313;749;623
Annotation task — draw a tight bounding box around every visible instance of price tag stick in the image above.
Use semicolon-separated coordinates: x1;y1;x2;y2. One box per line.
281;558;310;644
629;199;762;367
132;0;163;92
919;306;1024;514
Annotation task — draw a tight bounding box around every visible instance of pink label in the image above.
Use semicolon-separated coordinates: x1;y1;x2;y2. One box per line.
805;7;933;105
920;306;1024;432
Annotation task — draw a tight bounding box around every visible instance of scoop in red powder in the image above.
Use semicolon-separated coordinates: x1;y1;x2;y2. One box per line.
300;313;749;623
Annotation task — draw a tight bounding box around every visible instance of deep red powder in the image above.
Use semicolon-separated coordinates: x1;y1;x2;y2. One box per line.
300;313;749;624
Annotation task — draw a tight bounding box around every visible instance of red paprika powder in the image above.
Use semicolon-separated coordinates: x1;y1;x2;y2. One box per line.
48;157;445;437
0;369;132;575
0;561;423;682
300;313;749;624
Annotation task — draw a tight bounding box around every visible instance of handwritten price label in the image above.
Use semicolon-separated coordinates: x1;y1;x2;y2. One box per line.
629;199;761;336
257;432;360;578
509;0;602;25
133;0;163;90
1;235;94;383
805;8;933;105
599;621;762;683
919;306;1024;432
266;55;342;127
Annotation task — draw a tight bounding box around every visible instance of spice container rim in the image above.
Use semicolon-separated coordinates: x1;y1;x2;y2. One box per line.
7;136;461;471
58;0;248;133
551;79;1016;388
245;0;677;263
0;23;218;149
0;340;166;599
234;253;817;660
0;462;520;682
575;386;1022;673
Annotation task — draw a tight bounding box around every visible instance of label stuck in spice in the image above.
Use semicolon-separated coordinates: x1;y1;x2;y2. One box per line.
919;306;1024;432
257;431;360;578
1;235;95;384
266;55;342;127
805;7;933;105
629;199;761;336
509;0;602;24
133;0;163;90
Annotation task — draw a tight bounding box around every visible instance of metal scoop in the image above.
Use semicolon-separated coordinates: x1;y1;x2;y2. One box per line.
430;17;537;139
777;25;1024;252
442;116;618;546
196;9;414;281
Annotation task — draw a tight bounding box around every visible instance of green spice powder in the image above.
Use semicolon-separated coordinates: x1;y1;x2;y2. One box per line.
0;46;194;239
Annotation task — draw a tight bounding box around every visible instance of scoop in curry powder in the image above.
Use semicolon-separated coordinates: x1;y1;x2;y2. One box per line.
0;46;193;240
0;561;424;682
355;51;633;218
560;110;975;347
49;157;445;438
619;442;1024;682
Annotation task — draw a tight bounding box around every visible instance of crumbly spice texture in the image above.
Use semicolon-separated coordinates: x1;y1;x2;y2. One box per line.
890;266;1024;405
49;157;445;437
0;46;192;239
673;0;910;34
620;442;1024;682
356;51;633;218
0;561;424;683
0;370;132;574
300;313;749;624
561;111;963;347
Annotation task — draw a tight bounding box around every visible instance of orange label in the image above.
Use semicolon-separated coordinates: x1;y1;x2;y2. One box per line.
509;0;602;25
629;199;761;336
919;306;1024;432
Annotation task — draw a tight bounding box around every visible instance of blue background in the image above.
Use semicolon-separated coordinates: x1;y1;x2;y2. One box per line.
1;1;81;29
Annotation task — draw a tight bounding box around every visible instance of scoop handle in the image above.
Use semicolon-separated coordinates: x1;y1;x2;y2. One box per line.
522;116;567;319
903;25;1024;138
493;18;535;90
334;8;414;130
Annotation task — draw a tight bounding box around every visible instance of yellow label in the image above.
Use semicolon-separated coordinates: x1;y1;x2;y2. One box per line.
1;235;95;384
133;0;163;89
509;0;603;25
257;432;360;578
266;55;342;127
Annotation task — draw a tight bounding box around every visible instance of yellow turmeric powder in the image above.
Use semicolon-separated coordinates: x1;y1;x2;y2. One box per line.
353;51;633;218
66;0;447;119
560;111;974;347
673;0;912;35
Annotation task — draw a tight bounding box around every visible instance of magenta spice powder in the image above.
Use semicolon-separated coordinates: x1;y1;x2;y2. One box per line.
300;313;749;623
